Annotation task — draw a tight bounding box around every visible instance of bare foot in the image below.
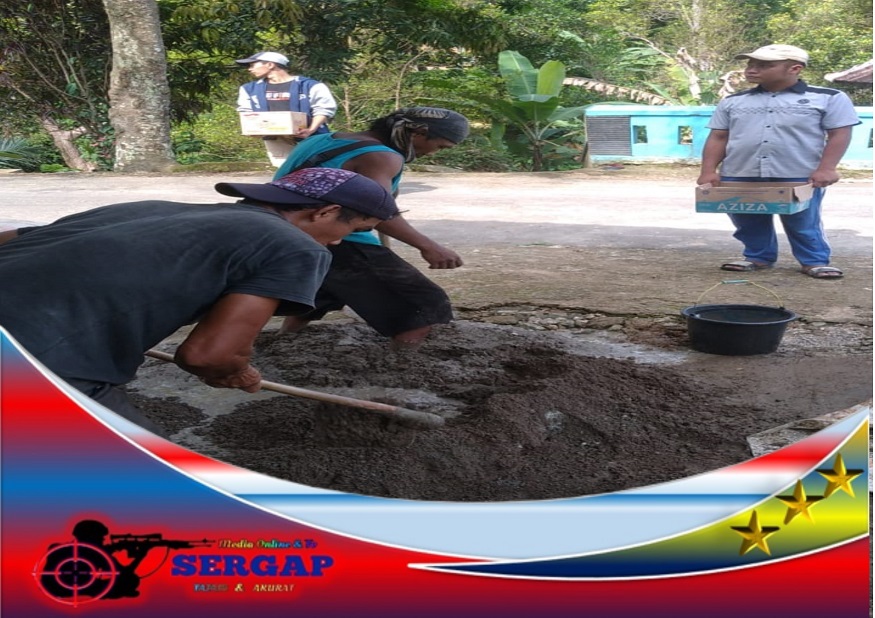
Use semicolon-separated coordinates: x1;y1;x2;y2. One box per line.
389;339;424;353
388;325;432;352
277;316;310;335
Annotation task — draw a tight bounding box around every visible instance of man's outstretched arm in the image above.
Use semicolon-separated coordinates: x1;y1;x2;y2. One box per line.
374;215;463;269
174;293;280;392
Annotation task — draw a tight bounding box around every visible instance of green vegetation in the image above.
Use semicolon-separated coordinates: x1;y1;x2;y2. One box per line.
0;0;870;172
445;51;589;171
0;138;40;171
171;102;266;165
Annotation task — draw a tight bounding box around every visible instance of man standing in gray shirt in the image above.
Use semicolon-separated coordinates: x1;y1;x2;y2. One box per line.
697;44;860;279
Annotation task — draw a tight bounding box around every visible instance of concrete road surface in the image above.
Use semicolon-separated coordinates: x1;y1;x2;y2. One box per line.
1;168;871;323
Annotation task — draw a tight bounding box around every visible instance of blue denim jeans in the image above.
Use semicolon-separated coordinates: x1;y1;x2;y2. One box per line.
721;177;830;266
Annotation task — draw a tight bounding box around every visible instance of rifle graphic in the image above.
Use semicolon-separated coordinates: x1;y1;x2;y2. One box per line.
107;533;214;553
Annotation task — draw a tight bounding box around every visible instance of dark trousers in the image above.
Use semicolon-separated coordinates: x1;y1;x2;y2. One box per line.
295;241;453;337
65;378;168;438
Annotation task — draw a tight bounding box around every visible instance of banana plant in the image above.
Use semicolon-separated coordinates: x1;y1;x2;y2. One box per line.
471;50;590;170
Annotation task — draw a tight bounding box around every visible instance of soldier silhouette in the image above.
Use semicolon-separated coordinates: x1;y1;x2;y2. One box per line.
37;519;211;602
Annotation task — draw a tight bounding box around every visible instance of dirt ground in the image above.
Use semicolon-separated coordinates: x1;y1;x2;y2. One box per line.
3;164;870;501
131;310;871;501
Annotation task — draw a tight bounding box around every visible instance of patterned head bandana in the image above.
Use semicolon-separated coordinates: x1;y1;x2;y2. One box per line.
384;107;470;162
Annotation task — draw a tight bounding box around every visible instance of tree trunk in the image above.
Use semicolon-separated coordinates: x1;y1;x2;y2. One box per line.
101;0;175;172
39;119;97;172
531;142;544;172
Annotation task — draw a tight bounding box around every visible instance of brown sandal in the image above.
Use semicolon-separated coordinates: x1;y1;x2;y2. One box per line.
720;260;773;272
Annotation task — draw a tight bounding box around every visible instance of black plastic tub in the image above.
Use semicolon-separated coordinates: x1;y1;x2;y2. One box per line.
680;303;798;356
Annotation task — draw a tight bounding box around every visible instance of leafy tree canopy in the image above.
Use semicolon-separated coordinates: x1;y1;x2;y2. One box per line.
766;0;873;78
157;0;509;121
0;0;111;134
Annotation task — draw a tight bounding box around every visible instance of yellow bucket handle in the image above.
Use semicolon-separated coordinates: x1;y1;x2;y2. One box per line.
694;279;785;308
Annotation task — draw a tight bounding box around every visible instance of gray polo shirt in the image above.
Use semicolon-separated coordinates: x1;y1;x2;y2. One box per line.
708;80;861;178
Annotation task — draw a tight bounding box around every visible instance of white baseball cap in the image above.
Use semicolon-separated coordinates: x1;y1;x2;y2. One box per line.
235;51;290;67
735;45;809;65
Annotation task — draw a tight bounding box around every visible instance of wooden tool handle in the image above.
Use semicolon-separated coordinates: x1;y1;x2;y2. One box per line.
145;349;444;429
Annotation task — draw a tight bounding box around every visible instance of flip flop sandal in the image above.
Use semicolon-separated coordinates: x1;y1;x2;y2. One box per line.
802;266;843;279
720;260;773;272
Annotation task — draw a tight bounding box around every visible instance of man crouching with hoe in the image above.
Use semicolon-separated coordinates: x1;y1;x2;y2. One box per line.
0;168;398;436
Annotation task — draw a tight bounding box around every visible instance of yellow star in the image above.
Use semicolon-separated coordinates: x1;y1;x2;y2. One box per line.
817;453;864;498
776;480;824;524
731;510;780;556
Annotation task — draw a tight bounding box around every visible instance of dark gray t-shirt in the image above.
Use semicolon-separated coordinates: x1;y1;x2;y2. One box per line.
0;200;330;385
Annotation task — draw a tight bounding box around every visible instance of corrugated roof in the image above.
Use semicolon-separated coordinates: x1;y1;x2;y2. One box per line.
824;59;873;84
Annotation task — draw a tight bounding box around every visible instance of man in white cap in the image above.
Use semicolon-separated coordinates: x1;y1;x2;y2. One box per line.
697;44;861;279
235;51;338;167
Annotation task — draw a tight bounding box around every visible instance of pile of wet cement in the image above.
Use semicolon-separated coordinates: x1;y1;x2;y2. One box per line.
132;320;855;502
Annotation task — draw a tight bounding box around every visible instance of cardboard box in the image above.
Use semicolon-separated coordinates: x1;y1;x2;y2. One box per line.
695;182;814;215
239;111;307;136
